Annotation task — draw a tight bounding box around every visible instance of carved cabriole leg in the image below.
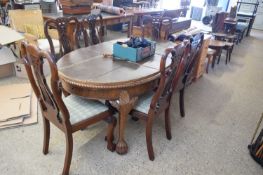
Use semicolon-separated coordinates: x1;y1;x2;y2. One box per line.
62;133;73;175
106;116;117;152
165;105;172;140
116;91;137;155
43;117;50;155
179;88;185;117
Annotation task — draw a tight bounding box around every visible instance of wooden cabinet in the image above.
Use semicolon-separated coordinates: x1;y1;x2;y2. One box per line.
193;34;211;80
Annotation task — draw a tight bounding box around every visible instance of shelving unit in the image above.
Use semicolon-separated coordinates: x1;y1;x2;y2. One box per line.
237;0;259;36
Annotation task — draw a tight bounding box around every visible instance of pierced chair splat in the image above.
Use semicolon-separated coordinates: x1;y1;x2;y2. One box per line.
81;14;104;46
44;16;81;61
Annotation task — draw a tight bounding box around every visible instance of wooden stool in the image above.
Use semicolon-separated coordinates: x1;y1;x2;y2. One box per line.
206;48;216;73
209;39;225;68
212;33;236;65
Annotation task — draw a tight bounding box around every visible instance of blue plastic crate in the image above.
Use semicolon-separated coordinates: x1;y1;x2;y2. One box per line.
113;41;156;62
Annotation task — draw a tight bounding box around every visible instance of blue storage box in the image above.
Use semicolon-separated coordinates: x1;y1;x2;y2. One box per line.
113;40;156;62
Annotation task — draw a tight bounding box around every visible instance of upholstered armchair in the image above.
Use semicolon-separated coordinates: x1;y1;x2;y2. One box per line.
8;9;59;54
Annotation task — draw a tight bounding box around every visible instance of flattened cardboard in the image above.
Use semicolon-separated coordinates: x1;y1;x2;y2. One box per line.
0;98;30;122
0;91;38;129
0;117;24;128
0;84;31;121
0;25;24;45
23;92;38;125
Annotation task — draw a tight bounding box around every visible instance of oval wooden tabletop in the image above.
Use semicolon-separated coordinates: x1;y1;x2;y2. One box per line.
57;39;175;89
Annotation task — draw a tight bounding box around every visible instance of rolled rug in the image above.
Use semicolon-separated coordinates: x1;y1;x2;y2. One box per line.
97;4;125;15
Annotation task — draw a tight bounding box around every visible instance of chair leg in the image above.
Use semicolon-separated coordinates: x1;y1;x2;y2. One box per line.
42;117;50;155
225;50;228;65
179;88;185;117
146;116;154;161
62;133;73;175
165;106;172;140
229;47;233;62
106;116;117;152
212;55;216;69
217;51;222;64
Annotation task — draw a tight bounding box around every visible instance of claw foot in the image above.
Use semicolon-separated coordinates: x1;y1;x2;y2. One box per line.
116;140;128;154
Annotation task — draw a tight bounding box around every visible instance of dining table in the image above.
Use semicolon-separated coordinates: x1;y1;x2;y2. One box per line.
57;38;176;154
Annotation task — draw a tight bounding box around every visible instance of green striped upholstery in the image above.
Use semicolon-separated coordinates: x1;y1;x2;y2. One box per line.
133;92;154;114
63;95;108;124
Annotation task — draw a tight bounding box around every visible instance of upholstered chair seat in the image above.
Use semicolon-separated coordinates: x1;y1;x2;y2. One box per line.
133;92;154;114
63;95;109;125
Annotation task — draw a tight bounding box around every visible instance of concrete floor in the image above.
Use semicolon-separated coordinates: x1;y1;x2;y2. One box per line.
0;30;263;175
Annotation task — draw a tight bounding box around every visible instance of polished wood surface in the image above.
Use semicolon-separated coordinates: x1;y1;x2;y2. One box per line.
57;38;176;154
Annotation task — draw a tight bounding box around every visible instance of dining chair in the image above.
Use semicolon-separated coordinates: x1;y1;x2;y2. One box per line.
20;42;117;175
44;16;81;62
178;33;204;117
81;14;104;46
130;40;191;160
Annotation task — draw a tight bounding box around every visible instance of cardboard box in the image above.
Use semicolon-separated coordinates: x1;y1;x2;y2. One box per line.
14;62;28;78
113;41;156;62
0;46;16;78
0;63;14;78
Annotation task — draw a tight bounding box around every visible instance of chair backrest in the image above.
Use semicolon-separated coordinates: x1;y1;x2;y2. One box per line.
229;6;237;19
149;40;191;114
212;12;228;33
82;14;104;46
182;32;204;86
44;16;80;61
151;15;162;40
20;42;71;130
9;9;44;33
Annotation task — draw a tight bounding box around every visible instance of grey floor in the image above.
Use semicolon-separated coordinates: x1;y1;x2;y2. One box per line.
0;30;263;175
